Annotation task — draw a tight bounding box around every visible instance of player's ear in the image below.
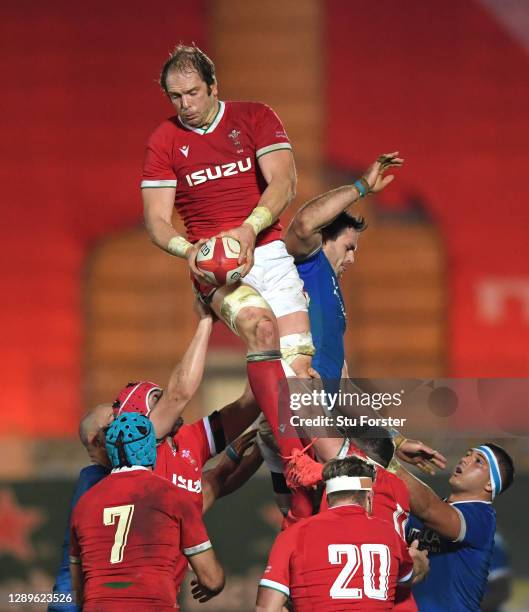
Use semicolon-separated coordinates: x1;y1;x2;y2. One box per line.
366;490;374;514
210;81;218;97
484;478;493;494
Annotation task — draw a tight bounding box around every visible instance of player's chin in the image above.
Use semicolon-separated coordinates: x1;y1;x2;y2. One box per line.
448;473;460;487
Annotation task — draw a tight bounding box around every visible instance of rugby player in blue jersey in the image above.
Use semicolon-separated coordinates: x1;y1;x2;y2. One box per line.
395;443;515;611
285;152;402;380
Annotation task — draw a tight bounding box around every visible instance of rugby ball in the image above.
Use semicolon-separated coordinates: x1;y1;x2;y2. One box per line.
195;237;244;286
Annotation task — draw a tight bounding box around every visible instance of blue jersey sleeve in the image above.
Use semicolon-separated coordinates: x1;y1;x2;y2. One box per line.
48;464;109;611
453;502;496;549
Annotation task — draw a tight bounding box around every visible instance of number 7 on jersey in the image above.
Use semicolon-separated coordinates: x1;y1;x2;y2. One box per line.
103;504;135;564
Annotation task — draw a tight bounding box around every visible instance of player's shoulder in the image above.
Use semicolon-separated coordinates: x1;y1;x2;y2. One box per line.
226;100;279;118
175;418;205;442
146;116;183;142
452;500;496;523
379;467;410;501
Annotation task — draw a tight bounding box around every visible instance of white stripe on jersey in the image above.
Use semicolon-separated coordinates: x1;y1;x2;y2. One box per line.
259;578;290;597
203;416;217;457
141;179;177;188
256;142;292;158
183;540;212;556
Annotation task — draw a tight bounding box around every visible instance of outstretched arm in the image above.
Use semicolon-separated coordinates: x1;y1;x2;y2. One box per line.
150;299;214;438
202;429;263;512
395;462;462;541
285;152;403;259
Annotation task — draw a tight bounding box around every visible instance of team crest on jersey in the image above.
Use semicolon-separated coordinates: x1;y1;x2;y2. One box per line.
179;145;190;158
180;449;199;472
228;129;244;153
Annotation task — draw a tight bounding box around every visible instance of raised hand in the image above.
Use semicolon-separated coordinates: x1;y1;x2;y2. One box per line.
396;439;447;475
363;151;404;194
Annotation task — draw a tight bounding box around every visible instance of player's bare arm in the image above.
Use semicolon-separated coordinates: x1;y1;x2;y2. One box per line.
149;298;214;438
202;429;262;512
220;149;296;276
142;187;211;282
285;152;403;259
188;548;225;602
396;463;462;541
142;186;180;252
217;383;261;442
256;586;287;612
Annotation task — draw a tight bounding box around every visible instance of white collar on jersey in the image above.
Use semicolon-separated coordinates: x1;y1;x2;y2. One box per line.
111;465;149;474
177;100;226;135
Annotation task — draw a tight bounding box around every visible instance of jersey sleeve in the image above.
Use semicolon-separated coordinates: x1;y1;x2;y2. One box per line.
177;493;213;557
253;104;292;160
452;502;496;548
141;122;177;189
259;527;296;598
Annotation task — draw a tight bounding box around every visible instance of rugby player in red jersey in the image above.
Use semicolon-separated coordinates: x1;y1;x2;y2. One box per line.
69;412;224;611
256;456;429;611
279;429;445;610
141;44;316;473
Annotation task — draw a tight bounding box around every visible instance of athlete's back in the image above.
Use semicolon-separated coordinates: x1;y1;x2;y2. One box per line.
70;467;211;611
262;504;413;611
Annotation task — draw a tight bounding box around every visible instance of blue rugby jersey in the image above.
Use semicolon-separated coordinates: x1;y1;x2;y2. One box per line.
296;248;346;380
407;500;496;611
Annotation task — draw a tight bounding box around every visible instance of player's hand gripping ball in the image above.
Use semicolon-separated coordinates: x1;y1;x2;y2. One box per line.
195;237;244;286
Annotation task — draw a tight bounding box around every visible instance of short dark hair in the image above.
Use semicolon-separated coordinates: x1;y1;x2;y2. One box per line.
355;432;395;468
338;424;395;468
322;212;367;243
160;44;216;93
323;456;374;506
485;442;515;494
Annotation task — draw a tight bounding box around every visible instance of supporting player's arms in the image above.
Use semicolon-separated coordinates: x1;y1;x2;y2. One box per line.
188;548;225;602
150;298;214;438
285;152;403;258
202;429;262;512
219;149;296;276
217;383;261;443
395;463;462;541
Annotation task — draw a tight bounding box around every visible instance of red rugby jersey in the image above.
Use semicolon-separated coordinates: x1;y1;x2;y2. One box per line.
318;440;411;537
260;504;413;611
345;441;417;611
141;101;292;244
70;467;211;611
154;413;225;590
154;414;224;514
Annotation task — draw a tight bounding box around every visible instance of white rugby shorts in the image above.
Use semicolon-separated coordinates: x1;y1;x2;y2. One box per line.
243;240;308;318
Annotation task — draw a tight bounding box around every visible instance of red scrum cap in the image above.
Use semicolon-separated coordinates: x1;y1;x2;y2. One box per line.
112;381;162;417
